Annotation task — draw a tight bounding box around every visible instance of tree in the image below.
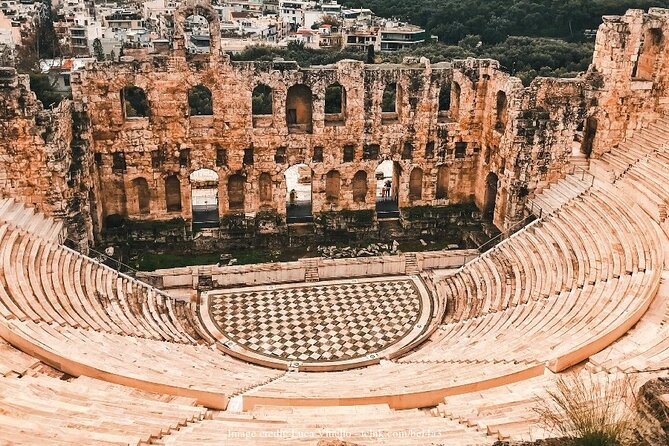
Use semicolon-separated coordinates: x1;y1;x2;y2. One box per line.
93;38;104;61
366;44;375;64
108;49;116;61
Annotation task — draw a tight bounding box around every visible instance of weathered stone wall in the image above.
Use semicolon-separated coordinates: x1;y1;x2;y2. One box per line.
2;0;603;239
0;68;73;217
589;7;669;157
73;55;501;225
70;1;587;235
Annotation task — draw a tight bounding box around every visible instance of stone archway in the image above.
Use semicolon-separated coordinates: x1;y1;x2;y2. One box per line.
375;160;400;219
285;163;313;223
190;168;219;229
483;172;499;221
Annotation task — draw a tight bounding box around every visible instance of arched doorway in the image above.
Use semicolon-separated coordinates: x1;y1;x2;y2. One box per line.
285;164;313;223
580;117;597;158
375;160;400;219
483;172;499;221
190;168;219;230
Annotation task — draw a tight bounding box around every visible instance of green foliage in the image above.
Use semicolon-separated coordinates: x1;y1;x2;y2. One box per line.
29;73;67;108
93;38;104;62
324;83;343;113
340;0;669;44
122;86;149;117
251;84;272;115
381;84;396;113
188;85;213;115
136;252;222;271
230;44;366;67
379;38;592;86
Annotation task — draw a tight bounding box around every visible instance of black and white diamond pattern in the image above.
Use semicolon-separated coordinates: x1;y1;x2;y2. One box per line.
209;280;421;363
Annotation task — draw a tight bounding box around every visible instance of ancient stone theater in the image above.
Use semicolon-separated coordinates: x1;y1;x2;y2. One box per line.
0;1;668;444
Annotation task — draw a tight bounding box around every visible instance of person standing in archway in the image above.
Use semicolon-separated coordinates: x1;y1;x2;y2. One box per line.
289;189;297;207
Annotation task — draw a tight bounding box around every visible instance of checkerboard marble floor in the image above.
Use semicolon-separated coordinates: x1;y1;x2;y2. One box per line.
207;278;426;364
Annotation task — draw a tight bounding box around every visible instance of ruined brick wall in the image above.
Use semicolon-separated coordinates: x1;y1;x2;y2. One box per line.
0;68;73;217
1;0;594;239
589;7;669;157
73;0;585;234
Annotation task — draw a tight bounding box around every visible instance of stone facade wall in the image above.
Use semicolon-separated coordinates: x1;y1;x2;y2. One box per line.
7;0;636;240
74;54;512;227
0;68;73;217
70;1;588;234
589;7;669;157
136;248;478;290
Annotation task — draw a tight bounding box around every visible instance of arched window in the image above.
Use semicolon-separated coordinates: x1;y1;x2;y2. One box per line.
165;175;182;212
325;170;341;202
381;83;397;113
184;14;211;56
121;86;149;118
252;84;273;115
259;172;272;203
452;82;461;119
352;170;368;203
325;83;345;115
286;84;313;133
132;177;150;215
228;174;245;210
438;82;451;112
188;85;213;116
436;166;449;199
409;168;423;201
495;91;508;130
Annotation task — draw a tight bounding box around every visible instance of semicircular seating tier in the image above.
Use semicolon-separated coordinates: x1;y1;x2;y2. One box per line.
0;140;665;417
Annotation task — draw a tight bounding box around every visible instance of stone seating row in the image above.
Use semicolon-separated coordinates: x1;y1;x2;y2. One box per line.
615;152;669;224
528;173;591;215
588;270;669;374
0;222;213;344
401;270;656;370
0;318;283;410
592;115;669;179
0;338;39;377
154;404;491;445
0;365;208;445
0;198;64;242
239;358;544;410
441;183;660;323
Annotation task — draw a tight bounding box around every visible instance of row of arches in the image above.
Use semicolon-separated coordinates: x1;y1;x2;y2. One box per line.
120;81;509;130
120;163;468;223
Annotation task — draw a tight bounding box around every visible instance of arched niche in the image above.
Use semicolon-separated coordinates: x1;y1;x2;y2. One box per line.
483;172;499;221
409;167;423;201
325;170;341;203
286;84;313;133
165;175;182;212
352;170;368;203
131;177;151;215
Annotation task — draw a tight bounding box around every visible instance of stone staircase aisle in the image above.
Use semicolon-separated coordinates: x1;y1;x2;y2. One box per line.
303;258;319;282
